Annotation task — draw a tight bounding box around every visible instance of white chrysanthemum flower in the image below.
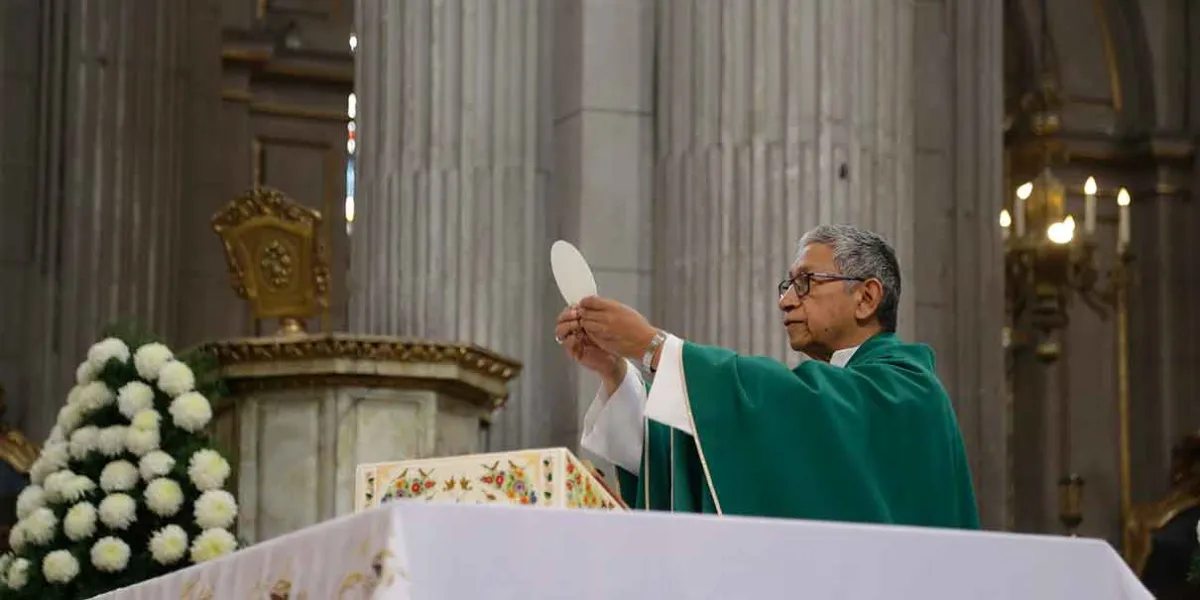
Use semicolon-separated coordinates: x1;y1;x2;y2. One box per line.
15;486;44;520
126;426;160;456
145;478;184;517
75;361;96;386
98;493;136;530
187;449;231;491
91;536;130;572
42;549;80;584
189;528;237;563
58;475;97;503
42;469;76;501
78;381;115;411
23;507;57;546
157;361;195;397
41;442;70;471
64;502;98;542
70;425;100;460
169;392;213;432
117;381;156;419
97;425;129;457
8;522;25;553
28;459;49;486
149;524;189;565
46;424;64;444
134;343;174;381
7;557;29;589
100;460;139;492
56;402;82;434
88;337;131;370
139;450;175;481
130;408;161;431
194;490;238;530
65;385;83;407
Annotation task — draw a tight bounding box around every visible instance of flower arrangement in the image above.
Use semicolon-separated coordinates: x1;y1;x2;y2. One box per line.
0;331;239;599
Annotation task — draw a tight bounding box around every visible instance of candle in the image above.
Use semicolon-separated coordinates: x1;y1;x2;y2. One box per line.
1083;177;1097;234
1015;182;1032;237
1117;187;1131;253
999;209;1012;241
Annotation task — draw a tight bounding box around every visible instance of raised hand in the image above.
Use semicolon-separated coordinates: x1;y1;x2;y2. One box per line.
556;305;623;383
577;296;658;360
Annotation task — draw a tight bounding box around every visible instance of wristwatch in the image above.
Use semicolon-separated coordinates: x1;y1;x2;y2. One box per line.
641;330;667;378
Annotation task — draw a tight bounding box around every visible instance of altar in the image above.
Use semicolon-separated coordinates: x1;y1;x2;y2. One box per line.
94;502;1150;599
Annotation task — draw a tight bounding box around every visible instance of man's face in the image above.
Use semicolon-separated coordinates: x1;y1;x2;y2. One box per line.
777;243;859;358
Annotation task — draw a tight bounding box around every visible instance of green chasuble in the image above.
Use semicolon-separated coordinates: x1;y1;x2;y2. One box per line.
614;332;980;529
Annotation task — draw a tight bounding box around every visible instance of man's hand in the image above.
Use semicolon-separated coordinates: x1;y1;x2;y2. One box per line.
556;306;625;388
578;296;658;360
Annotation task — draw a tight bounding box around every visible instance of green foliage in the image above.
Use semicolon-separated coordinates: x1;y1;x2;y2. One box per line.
0;328;236;599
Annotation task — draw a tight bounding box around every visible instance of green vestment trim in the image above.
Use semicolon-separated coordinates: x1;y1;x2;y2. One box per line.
617;333;980;529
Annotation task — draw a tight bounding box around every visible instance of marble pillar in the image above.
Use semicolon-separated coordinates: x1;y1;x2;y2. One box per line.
653;0;916;359
551;0;655;445
23;0;193;437
0;1;42;432
351;0;558;450
913;0;1009;530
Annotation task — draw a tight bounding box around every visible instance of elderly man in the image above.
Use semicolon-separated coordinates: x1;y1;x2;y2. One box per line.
555;224;979;528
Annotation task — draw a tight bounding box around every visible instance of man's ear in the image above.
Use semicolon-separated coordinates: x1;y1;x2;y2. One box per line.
854;279;884;321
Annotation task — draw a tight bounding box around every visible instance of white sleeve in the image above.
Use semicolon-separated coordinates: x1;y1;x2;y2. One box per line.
579;361;646;474
643;334;695;436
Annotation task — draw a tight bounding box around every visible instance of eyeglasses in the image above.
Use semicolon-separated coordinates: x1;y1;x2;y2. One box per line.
778;272;865;299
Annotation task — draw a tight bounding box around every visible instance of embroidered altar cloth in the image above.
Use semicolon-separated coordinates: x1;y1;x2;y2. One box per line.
93;502;1151;599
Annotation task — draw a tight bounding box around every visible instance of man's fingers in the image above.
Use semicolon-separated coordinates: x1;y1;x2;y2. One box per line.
556;306;579;324
578;296;612;311
555;319;581;340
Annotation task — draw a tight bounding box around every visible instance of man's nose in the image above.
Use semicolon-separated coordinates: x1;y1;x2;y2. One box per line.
778;288;798;312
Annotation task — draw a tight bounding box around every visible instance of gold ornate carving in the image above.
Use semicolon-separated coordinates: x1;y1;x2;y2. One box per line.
202;335;519;380
212;187;331;336
1125;432;1200;572
0;385;39;474
197;334;522;408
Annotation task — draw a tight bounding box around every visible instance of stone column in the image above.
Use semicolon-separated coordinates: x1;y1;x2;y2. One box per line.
351;0;556;450
0;0;42;432
654;0;1008;528
653;0;916;359
551;0;655;446
23;0;193;436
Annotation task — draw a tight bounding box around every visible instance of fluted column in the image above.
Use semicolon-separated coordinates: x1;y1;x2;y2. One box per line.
654;0;916;359
0;0;43;433
25;0;191;436
351;0;554;450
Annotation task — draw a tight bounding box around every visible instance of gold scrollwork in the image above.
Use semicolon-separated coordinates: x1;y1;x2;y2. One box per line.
180;576;215;600
211;187;331;336
200;335;522;383
259;239;295;290
337;549;407;599
0;385;38;473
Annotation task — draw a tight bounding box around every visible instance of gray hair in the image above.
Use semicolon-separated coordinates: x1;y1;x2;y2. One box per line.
797;224;901;333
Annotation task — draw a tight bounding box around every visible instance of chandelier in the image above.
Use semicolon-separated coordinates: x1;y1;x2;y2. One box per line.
1001;0;1135;550
1001;169;1131;362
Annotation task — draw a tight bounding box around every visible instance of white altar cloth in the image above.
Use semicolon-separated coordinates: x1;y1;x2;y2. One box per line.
95;502;1151;599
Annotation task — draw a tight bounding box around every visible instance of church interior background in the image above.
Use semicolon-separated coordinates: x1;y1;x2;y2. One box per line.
0;0;1198;587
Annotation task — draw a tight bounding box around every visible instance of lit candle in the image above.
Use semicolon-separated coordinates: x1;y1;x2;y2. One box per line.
1015;182;1033;237
1117;188;1131;253
1083;177;1097;235
999;209;1012;241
